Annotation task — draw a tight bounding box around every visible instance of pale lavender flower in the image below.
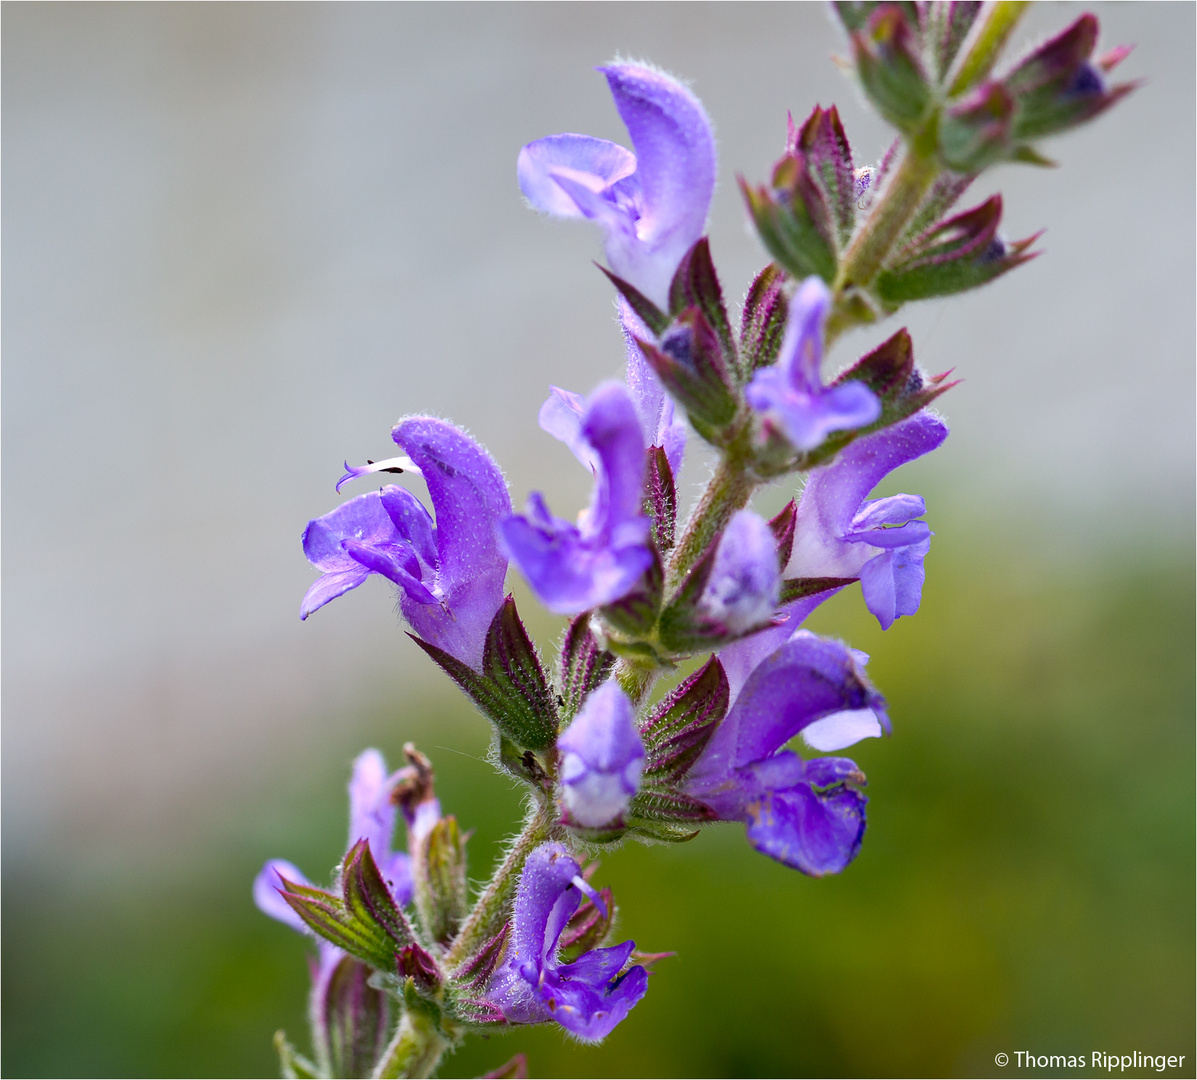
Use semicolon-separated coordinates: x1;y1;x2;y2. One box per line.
301;417;511;670
254;749;414;935
686;631;888;876
746;276;881;450
500;383;652;614
557;681;645;828
518;63;717;308
485;843;648;1041
789;410;948;629
698;509;782;635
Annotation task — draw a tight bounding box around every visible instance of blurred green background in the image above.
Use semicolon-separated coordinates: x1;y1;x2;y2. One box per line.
3;3;1192;1078
5;526;1193;1078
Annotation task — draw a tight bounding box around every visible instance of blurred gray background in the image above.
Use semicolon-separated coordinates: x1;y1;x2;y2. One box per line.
2;4;1193;1077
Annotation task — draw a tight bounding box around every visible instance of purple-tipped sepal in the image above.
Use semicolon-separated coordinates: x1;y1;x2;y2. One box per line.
501;383;653;615
518;63;716;309
313;954;392;1079
557;681;646;832
1002;14;1137;143
684;630;889;875
484;843;650;1042
843;5;932;137
875;194;1040;307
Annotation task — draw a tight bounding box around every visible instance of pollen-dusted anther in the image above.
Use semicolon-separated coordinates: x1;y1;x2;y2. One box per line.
336;455;422;493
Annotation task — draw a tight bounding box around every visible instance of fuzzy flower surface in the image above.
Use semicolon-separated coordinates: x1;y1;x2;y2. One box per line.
301;417;511;670
500;383;653;614
789;410;948;629
746;276;881;450
686;631;888;876
518;62;717;308
486;843;648;1041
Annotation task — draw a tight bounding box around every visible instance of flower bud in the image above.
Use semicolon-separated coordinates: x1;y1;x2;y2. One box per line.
557;681;645;828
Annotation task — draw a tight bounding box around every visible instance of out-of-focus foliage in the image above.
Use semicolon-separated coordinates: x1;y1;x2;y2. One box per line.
4;535;1192;1078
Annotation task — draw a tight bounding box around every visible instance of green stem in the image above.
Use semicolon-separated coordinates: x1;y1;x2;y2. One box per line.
834;145;939;295
948;0;1029;97
372;1010;448;1080
443;799;556;972
666;455;756;593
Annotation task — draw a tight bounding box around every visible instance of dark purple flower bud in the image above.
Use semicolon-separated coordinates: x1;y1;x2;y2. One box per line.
302;419;512;672
687;631;889;876
699;510;782;635
557;681;645;828
518;62;716;309
501;383;653;615
746;277;880;451
485;843;649;1041
789;410;948;629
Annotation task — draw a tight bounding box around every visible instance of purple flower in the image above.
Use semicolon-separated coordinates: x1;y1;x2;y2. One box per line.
500;383;653;615
301;417;511;670
788;410;948;629
518;63;717;308
254;748;414;938
486;843;648;1042
557;681;645;828
746;277;881;450
698;509;782;635
686;631;889;876
537;302;686;487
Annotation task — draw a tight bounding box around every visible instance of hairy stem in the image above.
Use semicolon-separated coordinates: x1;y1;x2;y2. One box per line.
948;0;1029;97
666;454;757;593
372;1010;448;1080
835;144;939;296
444;799;556;972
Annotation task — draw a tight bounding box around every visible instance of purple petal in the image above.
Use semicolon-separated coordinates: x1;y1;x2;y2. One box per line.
539;386;600;473
254;859;312;933
620;301;686;475
778;277;831;392
746;369;880;452
542;961;648;1043
744;781;867;876
558;681;645;827
302;491;405;574
499;511;652;615
379;485;437;569
690;631;884;790
300;567;370;620
717;588;847;705
600;63;716;254
790;412;948;577
518;134;637;219
851;493;926;530
347;749;399;862
801;708;885;752
859;536;930;630
391;417;511;669
700;510;782;634
342;539;439;605
842;519;930;549
582;383;647;537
